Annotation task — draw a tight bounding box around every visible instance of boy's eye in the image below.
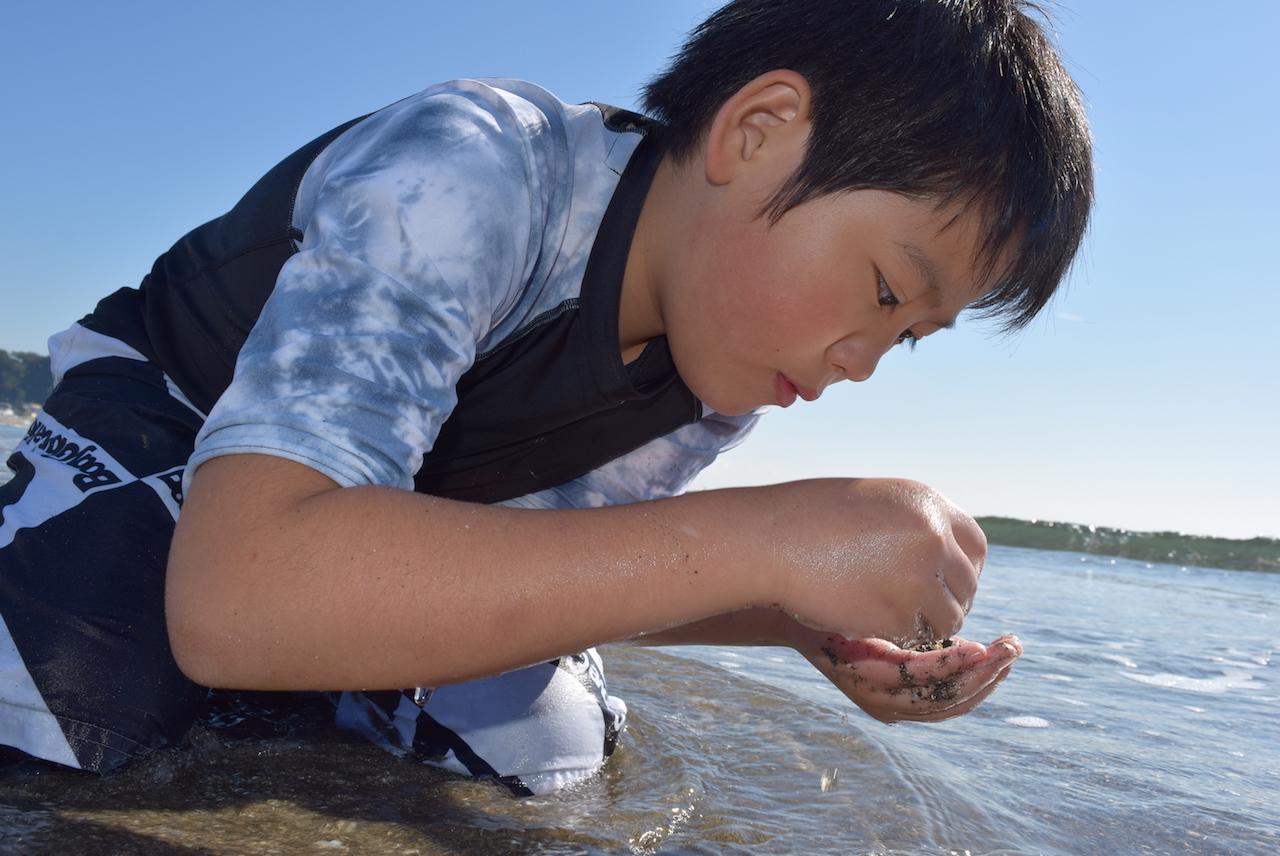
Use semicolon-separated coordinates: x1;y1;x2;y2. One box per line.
876;274;899;307
878;273;916;347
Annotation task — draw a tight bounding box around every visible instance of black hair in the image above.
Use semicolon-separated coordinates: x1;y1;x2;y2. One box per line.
642;0;1093;330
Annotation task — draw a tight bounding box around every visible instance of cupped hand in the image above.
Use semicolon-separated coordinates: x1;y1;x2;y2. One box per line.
802;632;1022;723
765;478;986;644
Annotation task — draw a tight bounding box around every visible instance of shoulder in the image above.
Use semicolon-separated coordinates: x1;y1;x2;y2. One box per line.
301;79;636;201
291;79;645;314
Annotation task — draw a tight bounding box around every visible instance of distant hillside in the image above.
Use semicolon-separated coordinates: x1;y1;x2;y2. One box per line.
0;351;51;408
977;516;1280;574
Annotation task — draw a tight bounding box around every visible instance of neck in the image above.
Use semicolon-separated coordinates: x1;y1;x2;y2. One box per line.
618;151;687;364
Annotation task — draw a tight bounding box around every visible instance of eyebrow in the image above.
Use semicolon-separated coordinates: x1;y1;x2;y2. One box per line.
899;243;958;330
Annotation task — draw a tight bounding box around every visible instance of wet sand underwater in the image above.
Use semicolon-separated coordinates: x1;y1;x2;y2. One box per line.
0;646;920;856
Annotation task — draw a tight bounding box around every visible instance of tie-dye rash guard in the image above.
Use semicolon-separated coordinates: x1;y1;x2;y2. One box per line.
187;79;759;510
0;80;759;777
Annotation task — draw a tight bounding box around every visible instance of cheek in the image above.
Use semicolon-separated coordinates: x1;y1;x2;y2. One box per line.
747;276;851;355
678;255;773;356
663;303;766;415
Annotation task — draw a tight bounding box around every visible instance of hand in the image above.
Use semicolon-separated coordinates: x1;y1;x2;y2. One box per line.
801;632;1022;723
764;478;986;643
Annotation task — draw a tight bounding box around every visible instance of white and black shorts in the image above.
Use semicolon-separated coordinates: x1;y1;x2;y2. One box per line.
0;326;625;795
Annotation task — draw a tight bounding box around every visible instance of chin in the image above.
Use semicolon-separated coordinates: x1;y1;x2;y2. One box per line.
679;371;758;417
695;394;757;417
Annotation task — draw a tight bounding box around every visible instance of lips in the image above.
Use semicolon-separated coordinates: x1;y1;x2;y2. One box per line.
794;380;820;402
773;373;798;407
774;373;820;407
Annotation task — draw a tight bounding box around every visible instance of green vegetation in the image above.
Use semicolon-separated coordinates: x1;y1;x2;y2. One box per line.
0;350;52;409
977;516;1280;574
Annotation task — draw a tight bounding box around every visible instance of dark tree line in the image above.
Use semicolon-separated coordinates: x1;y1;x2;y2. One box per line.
0;350;52;407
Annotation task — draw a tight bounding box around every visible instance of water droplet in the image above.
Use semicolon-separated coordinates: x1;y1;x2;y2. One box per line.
820;767;839;792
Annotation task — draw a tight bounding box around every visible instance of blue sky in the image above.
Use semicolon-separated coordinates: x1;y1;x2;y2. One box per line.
1;1;1275;538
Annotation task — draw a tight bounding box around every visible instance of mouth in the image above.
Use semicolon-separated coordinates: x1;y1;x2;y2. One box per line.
774;374;819;407
773;373;797;407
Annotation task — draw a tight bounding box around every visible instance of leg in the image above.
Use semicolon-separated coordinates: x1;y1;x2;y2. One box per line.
0;355;206;773
336;650;627;795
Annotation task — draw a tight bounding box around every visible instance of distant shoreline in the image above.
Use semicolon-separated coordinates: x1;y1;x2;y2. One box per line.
977;516;1279;574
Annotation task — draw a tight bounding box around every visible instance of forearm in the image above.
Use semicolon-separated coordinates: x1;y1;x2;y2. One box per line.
627;607;800;648
169;455;984;694
167;454;779;691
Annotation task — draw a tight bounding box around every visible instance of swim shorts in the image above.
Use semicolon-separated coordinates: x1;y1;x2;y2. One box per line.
336;649;626;796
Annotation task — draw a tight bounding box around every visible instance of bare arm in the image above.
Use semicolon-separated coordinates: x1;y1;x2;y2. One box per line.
166;454;984;692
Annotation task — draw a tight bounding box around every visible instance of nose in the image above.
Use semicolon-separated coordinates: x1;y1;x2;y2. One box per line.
826;337;888;383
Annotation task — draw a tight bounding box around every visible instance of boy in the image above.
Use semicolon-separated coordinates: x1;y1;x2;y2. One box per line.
0;0;1091;795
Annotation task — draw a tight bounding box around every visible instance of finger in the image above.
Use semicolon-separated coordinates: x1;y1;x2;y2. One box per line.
906;556;975;644
818;635;994;718
891;654;1017;722
953;506;988;570
889;636;1021;722
850;636;1018;722
896;634;1019;681
918;591;968;643
820;633;1019;683
943;530;983;618
822;634;985;673
920;549;978;640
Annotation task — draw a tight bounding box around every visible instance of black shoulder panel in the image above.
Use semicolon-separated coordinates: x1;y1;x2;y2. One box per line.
414;319;700;504
414;134;702;504
588;102;656;136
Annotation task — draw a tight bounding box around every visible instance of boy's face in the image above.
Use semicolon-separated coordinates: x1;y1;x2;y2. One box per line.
656;187;1001;417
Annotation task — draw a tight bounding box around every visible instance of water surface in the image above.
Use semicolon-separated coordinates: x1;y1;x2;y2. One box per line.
1;423;1277;855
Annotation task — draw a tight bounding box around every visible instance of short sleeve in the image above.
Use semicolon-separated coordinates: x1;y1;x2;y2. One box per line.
188;82;559;491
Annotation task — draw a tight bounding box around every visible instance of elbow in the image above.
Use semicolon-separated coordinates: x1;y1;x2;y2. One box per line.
165;537;270;689
165;453;340;688
166;523;327;690
167;598;300;690
167;622;225;688
165;569;245;688
166;590;289;690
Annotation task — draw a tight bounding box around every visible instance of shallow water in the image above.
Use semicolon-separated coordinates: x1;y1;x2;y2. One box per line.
2;423;1278;855
0;646;1004;856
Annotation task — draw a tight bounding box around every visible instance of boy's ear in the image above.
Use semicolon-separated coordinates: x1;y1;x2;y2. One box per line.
703;70;812;186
